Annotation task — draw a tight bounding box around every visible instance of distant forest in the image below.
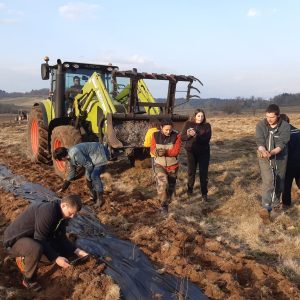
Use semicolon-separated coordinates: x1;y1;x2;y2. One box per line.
0;88;49;99
176;93;300;114
0;87;299;115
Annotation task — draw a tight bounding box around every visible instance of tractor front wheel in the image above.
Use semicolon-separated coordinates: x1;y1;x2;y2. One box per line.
51;125;82;178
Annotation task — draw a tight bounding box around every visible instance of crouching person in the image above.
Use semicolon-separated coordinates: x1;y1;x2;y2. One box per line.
3;195;88;291
150;119;181;213
54;142;109;208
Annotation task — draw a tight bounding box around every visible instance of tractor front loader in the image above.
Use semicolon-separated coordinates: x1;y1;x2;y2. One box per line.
27;57;202;177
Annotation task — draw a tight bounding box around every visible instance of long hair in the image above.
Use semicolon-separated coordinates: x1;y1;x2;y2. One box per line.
190;108;206;124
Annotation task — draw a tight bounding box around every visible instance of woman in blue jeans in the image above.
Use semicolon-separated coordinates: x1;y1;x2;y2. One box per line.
181;109;212;201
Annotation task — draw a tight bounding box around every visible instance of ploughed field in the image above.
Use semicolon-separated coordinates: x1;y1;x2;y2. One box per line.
0;110;300;300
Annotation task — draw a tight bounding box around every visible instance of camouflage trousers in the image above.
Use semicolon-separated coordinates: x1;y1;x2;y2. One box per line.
153;164;178;206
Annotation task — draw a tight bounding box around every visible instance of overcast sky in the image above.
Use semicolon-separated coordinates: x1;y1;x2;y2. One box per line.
0;0;299;99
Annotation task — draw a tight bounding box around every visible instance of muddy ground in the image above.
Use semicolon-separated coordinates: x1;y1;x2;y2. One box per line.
0;118;300;300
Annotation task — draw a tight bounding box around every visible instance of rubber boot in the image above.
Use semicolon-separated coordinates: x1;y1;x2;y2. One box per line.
94;192;104;208
86;180;96;201
159;191;169;214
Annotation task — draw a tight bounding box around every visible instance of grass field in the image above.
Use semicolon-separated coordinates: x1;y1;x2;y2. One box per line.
0;96;41;107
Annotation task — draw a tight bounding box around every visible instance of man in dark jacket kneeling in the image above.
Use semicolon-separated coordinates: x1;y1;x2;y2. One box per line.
3;195;88;291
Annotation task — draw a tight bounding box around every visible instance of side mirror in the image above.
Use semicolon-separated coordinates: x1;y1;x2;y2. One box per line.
82;75;89;81
41;63;50;80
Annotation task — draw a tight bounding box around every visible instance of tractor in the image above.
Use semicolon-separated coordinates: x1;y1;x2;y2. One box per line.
27;56;202;177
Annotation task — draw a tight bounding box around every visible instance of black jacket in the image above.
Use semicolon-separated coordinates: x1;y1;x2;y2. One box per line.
287;125;300;167
3;201;74;261
181;121;211;154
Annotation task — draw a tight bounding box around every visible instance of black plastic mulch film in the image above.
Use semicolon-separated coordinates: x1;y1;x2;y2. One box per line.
0;164;207;300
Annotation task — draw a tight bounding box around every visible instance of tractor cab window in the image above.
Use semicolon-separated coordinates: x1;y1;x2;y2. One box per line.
65;74;87;93
113;77;130;104
102;73;113;95
64;73;87;115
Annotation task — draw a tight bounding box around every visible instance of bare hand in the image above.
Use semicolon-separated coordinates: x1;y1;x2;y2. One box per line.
55;256;71;268
74;248;89;258
187;128;196;137
156;149;166;157
262;150;271;158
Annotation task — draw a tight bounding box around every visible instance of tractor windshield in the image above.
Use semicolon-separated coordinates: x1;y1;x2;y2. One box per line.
65;68;113;92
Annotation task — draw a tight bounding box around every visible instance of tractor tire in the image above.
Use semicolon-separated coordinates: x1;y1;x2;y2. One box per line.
51;125;82;178
27;105;52;164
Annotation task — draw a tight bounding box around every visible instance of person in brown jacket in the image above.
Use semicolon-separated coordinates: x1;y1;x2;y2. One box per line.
150;119;181;213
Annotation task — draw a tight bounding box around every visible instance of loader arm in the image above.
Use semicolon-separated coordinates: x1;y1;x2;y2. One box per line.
114;80;160;115
73;72;117;118
137;80;160;115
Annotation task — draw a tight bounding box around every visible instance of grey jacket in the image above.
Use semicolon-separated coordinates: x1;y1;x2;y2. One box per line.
67;142;108;181
255;118;290;157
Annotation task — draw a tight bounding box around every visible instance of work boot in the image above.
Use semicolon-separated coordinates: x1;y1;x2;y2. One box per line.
258;208;271;225
187;187;193;196
160;203;169;215
201;195;208;202
94;192;104;208
22;277;42;292
86;180;96;201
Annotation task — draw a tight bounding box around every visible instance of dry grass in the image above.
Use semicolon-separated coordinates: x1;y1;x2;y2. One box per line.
175;108;300;284
0;96;40;107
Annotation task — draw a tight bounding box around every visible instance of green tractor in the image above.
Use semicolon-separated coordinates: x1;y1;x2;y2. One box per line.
27;57;202;177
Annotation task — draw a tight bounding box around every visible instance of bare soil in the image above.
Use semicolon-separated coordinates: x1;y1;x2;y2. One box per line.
0;112;300;299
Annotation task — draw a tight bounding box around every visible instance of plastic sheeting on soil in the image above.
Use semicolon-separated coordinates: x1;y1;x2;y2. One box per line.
0;164;207;300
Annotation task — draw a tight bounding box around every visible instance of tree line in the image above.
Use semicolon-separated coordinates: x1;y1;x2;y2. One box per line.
181;93;300;114
0;88;49;99
0;87;299;115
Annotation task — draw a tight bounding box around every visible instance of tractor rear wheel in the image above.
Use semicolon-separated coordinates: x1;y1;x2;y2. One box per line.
51;125;82;178
27;105;52;164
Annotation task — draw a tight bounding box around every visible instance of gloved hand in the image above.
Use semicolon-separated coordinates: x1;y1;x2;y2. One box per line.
156;148;166;157
57;180;70;193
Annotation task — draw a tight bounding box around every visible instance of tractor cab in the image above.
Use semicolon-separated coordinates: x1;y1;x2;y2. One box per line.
41;57;119;119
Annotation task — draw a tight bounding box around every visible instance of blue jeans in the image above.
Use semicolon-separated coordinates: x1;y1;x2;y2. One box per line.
90;165;106;193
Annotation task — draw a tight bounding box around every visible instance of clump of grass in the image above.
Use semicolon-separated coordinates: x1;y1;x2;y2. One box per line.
280;258;300;287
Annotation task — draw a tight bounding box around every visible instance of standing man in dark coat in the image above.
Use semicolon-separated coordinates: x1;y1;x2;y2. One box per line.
280;114;300;208
3;195;88;291
255;104;290;223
